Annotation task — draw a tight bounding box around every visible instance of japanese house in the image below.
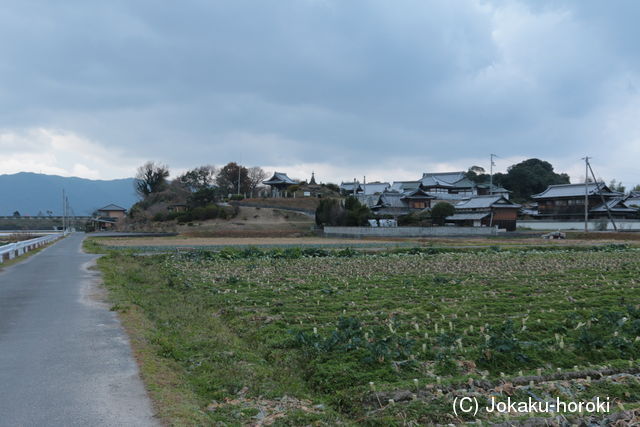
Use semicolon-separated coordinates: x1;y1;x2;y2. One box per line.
531;183;635;220
446;195;521;231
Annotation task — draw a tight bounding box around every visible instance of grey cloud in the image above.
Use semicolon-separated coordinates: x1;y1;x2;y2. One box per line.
0;1;638;184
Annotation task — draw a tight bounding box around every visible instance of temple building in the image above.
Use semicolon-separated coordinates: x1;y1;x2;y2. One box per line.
262;172;298;197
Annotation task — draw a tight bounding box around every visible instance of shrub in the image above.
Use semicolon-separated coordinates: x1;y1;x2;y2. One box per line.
430;202;455;226
315;198;345;226
188;187;220;208
315;197;371;226
398;211;431;226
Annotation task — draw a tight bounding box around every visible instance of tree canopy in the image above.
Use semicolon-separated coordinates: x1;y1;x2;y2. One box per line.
315;196;371;226
216;162;251;196
500;158;570;201
176;165;216;192
430;202;455;225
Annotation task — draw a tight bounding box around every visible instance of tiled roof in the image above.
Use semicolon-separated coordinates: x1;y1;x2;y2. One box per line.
420;172;477;189
390;181;420;193
532;183;621;199
455;196;521;209
421;171;466;183
340;182;362;192
625;195;640;207
590;198;637;213
401;188;435;199
446;212;490;221
98;204;126;211
263;172;297;185
361;182;390;195
377;192;406;208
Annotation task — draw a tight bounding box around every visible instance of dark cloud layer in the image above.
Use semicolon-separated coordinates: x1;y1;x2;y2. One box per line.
0;1;639;184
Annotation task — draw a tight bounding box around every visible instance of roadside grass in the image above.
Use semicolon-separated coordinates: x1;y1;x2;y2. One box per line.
92;242;640;424
98;253;345;425
83;237;113;254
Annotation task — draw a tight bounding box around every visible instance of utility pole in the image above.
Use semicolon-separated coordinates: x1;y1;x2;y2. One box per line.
583;156;589;232
363;176;366;195
62;189;66;231
489;154;497;195
586;158;617;231
66;196;70;232
237;165;241;196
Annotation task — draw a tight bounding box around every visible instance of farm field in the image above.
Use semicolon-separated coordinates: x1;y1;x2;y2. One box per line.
92;236;403;248
91;233;640;252
95;242;640;425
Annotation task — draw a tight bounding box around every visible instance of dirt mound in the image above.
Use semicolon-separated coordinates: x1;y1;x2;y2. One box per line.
236;198;322;211
176;207;314;237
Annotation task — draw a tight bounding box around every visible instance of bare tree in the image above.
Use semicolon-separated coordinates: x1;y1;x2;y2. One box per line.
135;161;170;198
247;167;269;197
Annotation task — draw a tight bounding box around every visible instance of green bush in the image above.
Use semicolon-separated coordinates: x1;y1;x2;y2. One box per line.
398;211;431;226
315;197;371;226
188;187;220;208
430;202;455;226
315;199;345;226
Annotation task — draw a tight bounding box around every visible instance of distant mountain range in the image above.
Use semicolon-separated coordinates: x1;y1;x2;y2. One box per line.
0;172;138;216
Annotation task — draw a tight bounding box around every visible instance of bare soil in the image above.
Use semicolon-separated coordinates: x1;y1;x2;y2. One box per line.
172;207;314;237
236;198;322;211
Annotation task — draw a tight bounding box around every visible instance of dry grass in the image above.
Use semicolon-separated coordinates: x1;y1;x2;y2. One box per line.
236;197;322;211
175;207;314;237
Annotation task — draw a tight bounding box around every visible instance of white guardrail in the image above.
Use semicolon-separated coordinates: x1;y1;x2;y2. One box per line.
0;233;64;264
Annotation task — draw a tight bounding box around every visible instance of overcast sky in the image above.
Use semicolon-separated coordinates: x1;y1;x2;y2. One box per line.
0;1;638;187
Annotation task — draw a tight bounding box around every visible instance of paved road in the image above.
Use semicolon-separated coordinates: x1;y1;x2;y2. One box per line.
0;233;157;426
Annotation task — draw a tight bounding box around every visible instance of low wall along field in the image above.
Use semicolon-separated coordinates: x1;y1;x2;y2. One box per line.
324;225;498;237
96;243;640;425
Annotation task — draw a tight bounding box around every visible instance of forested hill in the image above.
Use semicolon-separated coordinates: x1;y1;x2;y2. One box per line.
0;172;137;216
